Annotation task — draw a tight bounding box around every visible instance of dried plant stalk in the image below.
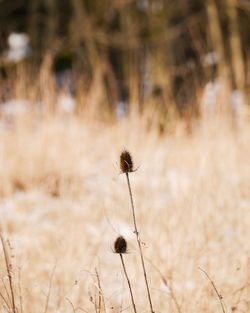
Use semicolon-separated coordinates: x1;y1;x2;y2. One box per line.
120;151;154;313
114;236;137;313
0;228;16;313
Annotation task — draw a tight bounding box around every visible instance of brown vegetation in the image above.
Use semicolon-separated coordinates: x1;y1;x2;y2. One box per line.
0;112;249;312
0;1;250;312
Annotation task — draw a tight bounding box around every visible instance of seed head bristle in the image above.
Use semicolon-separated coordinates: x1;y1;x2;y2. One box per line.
114;236;127;254
120;150;133;173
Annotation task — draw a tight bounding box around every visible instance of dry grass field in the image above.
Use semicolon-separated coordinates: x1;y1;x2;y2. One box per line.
0;115;249;313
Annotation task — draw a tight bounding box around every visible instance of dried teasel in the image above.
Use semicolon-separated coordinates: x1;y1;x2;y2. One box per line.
114;236;127;254
120;150;134;173
114;236;137;313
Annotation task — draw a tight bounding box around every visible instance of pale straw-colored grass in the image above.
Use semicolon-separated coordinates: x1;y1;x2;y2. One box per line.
0;115;249;313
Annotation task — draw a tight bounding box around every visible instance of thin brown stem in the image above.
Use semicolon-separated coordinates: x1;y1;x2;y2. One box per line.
119;254;137;313
125;172;154;313
95;268;106;313
95;268;101;313
199;267;226;313
0;290;11;312
0;229;16;313
145;257;182;313
1;276;12;308
65;298;76;313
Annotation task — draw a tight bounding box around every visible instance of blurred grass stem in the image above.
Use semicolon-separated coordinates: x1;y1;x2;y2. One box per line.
0;228;16;313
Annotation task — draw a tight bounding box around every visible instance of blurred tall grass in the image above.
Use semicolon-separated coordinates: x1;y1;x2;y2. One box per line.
0;0;249;129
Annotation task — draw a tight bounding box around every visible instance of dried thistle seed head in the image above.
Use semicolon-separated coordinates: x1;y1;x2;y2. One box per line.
120;150;133;173
114;236;127;254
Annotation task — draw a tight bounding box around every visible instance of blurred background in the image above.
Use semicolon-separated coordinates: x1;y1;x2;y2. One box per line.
0;2;250;313
0;0;249;130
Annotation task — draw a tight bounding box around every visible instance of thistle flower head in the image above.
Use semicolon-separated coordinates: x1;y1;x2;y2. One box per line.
114;236;127;254
120;150;134;173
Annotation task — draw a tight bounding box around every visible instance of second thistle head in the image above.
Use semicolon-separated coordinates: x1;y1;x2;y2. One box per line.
114;236;127;254
120;150;134;173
